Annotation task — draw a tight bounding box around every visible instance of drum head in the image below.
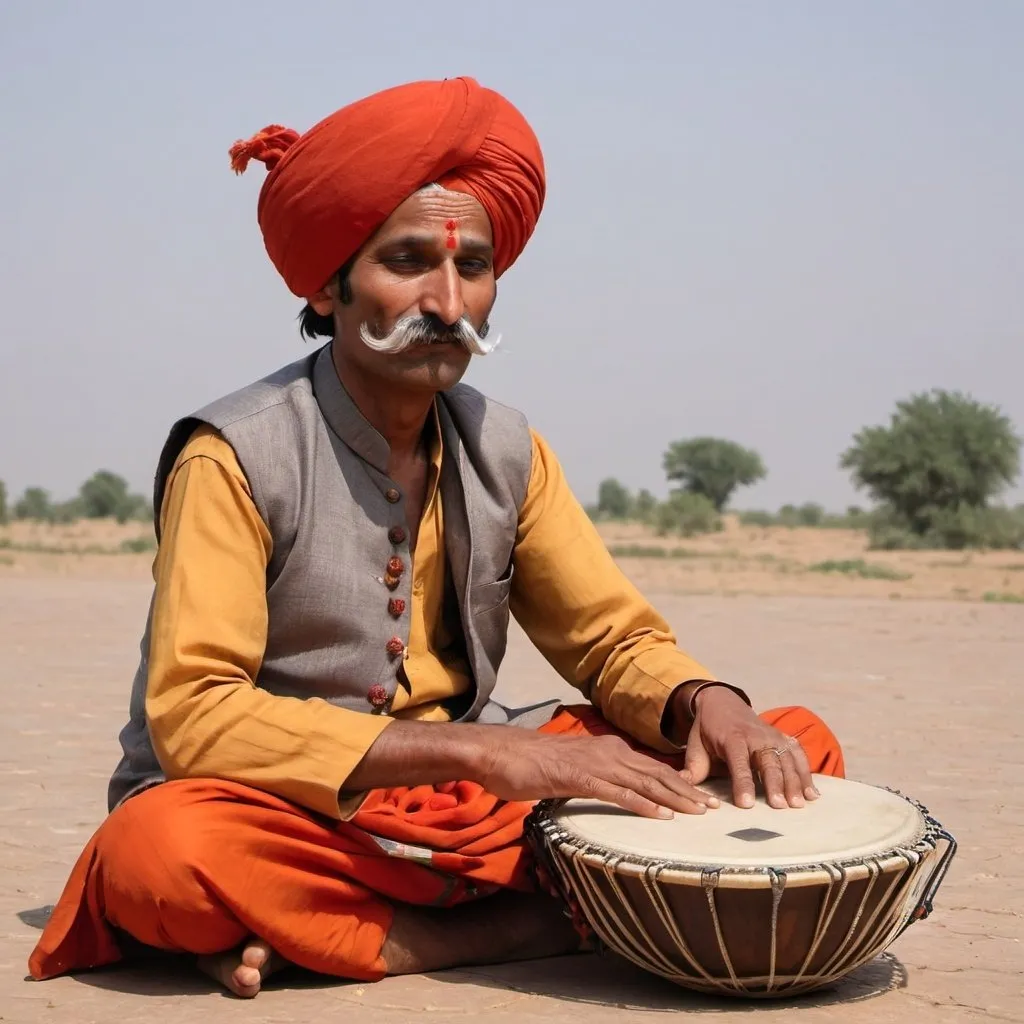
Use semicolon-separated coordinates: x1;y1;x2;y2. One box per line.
548;774;925;870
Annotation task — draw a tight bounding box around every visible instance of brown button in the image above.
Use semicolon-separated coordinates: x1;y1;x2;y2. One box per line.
385;488;401;504
386;636;405;657
367;684;389;708
388;526;407;545
384;573;401;591
388;597;406;618
387;556;405;577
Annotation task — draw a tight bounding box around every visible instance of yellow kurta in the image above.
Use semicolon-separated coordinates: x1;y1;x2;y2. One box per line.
145;418;717;820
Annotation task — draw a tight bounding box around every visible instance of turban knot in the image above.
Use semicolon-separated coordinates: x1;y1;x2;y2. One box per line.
229;77;546;298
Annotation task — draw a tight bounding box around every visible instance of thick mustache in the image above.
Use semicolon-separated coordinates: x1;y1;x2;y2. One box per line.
359;315;500;356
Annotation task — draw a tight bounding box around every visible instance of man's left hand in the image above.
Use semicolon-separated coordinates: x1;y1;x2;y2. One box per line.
676;686;820;810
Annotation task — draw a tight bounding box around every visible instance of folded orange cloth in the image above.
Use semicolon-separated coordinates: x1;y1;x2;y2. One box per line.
28;704;843;982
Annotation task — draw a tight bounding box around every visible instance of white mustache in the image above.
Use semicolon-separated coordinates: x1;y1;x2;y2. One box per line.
359;316;501;356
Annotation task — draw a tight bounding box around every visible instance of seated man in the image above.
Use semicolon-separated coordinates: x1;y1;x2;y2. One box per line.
29;77;843;999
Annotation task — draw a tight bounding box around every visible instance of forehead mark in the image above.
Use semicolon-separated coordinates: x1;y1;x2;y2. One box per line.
445;218;458;249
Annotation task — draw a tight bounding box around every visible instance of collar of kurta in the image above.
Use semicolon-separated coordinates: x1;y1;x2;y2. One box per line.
311;343;445;476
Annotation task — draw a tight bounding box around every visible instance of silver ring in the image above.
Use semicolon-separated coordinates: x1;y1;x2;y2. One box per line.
758;737;798;758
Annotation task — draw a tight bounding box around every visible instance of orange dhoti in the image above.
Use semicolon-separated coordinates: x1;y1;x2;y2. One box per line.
28;704;844;982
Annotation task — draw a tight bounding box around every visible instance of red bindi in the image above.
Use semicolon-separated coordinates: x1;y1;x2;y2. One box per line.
445;218;458;249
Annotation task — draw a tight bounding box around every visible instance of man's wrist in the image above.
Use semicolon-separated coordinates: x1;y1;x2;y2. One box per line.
661;680;752;746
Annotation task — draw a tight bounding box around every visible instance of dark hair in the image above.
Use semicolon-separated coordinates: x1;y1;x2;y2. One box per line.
297;256;355;340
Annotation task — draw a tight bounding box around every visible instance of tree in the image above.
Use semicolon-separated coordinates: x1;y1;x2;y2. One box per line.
841;390;1021;543
0;480;7;525
631;488;658;524
662;438;767;511
79;470;132;520
14;487;53;521
596;478;632;520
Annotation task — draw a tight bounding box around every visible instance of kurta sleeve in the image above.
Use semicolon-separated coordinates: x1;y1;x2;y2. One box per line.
510;430;720;752
145;425;392;819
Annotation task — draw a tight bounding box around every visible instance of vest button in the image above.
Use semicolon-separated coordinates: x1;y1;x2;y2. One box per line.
388;525;407;545
387;556;405;577
385;488;401;503
384;573;401;591
367;684;389;708
388;597;406;618
385;636;405;657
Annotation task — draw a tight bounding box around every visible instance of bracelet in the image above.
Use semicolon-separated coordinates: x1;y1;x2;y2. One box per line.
686;680;753;720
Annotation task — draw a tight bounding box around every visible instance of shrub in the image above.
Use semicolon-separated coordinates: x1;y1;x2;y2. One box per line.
653;493;723;537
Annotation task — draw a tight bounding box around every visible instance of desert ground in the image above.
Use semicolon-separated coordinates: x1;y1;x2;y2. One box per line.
1;518;1022;1023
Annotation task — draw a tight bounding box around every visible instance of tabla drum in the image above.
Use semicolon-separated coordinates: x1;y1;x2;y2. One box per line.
525;774;956;998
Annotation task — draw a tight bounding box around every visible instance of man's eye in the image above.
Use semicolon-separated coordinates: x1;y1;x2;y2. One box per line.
459;260;490;274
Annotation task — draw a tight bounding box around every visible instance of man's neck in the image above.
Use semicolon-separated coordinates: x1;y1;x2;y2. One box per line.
332;350;434;461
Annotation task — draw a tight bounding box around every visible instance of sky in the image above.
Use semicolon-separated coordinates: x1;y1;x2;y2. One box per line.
1;1;1021;511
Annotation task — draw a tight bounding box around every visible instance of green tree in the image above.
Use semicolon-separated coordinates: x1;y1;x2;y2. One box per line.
80;470;133;520
662;438;767;511
596;478;632;519
0;480;7;525
841;390;1021;546
631;488;658;524
14;487;53;521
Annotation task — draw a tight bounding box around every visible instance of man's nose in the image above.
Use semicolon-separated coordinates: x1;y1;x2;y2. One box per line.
419;262;465;326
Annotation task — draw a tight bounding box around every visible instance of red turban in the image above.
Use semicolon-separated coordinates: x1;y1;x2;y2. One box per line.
229;77;546;298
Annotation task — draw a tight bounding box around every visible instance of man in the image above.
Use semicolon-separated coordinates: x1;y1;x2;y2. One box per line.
29;77;843;998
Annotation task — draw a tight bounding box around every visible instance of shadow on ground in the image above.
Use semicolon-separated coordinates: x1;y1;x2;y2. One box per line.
433;950;908;1013
20;905;907;1013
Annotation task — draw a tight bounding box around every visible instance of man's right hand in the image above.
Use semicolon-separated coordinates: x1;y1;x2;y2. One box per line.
473;730;719;819
346;719;719;819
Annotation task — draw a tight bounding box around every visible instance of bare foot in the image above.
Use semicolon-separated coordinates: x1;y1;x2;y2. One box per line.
198;936;288;998
382;891;583;975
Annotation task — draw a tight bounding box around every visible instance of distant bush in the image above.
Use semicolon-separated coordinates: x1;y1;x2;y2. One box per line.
808;559;911;582
596;477;632;520
737;510;776;527
14;487;54;522
607;544;697;559
0;481;7;525
631;488;658;525
119;535;157;554
738;504;869;530
653;493;722;537
868;503;1024;551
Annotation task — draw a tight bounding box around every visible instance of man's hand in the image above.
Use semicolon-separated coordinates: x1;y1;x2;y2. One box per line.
476;730;721;820
677;686;819;810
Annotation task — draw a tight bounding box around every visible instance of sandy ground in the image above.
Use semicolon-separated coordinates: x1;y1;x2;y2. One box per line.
1;543;1023;1022
4;516;1024;602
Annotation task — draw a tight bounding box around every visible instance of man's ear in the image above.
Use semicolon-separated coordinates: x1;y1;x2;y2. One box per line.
308;288;333;316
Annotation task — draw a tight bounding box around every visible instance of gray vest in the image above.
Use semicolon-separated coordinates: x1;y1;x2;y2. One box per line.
108;344;536;811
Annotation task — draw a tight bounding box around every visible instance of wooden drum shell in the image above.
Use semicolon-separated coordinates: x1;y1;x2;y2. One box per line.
528;795;953;998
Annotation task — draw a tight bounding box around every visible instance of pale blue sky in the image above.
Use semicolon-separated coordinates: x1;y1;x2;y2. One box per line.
1;1;1021;510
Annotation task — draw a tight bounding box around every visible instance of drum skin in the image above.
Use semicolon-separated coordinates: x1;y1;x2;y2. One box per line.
526;775;956;997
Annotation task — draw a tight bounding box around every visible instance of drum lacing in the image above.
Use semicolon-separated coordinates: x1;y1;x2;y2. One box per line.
701;868;741;989
766;868;786;992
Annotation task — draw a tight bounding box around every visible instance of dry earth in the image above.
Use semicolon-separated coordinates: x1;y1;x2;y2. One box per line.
3;516;1024;602
1;522;1022;1022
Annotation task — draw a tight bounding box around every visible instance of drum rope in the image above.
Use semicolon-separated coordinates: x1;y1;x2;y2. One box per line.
641;864;724;988
701;869;741;989
766;868;786;992
806;857;884;986
790;861;848;989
